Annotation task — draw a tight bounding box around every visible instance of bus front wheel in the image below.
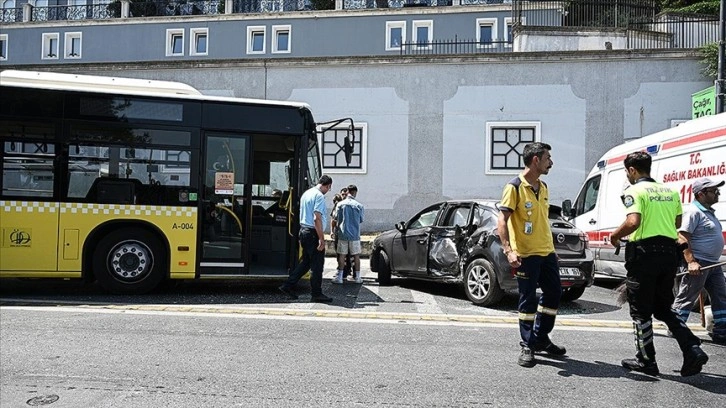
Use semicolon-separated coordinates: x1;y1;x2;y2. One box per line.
93;228;166;295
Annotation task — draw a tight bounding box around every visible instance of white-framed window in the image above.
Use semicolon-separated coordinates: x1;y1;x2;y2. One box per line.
504;17;524;46
485;121;541;174
41;32;59;60
385;21;406;51
271;25;291;54
412;20;433;50
166;28;184;57
247;26;266;55
190;28;208;56
0;34;7;61
317;122;368;174
476;18;498;48
64;32;82;59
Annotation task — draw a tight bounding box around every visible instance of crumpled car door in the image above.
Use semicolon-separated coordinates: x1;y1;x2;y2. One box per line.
427;225;465;277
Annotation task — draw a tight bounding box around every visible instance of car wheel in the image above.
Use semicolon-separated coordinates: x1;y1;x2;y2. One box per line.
464;258;504;306
93;227;166;295
377;250;392;286
560;285;586;302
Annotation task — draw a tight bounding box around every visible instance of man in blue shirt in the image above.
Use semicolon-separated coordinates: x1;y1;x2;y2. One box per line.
673;177;726;344
332;185;365;284
279;175;334;302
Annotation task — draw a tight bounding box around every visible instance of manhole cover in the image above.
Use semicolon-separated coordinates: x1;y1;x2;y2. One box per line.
27;395;59;406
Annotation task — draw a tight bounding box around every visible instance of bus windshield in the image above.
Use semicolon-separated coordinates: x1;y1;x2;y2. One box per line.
307;132;322;187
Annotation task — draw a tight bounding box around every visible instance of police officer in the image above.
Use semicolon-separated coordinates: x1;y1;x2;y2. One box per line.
609;151;708;377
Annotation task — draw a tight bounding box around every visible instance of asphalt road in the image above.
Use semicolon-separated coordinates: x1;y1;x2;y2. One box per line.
1;258;724;407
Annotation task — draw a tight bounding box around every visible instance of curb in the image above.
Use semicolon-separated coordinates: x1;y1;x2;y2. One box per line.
0;301;708;332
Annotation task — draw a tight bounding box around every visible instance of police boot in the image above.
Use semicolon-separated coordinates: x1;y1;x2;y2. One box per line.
680;345;708;377
622;320;659;376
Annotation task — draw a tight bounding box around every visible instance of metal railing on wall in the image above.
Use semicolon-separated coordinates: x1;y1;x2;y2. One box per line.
399;37;512;55
0;7;23;23
512;0;659;28
126;0;223;17
31;4;114;21
627;13;720;49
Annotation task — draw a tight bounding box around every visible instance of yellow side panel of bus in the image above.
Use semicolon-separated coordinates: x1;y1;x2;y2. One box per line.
56;203;198;278
0;201;60;271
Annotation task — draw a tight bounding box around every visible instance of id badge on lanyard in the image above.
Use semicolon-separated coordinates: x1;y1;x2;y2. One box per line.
524;201;534;235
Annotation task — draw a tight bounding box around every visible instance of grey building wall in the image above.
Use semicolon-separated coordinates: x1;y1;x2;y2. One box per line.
2;51;708;232
0;6;516;64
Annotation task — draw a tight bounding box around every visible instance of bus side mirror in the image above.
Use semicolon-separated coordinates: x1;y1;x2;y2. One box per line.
562;200;573;218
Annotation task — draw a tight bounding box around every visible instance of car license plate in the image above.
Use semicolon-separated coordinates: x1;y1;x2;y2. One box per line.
559;267;580;277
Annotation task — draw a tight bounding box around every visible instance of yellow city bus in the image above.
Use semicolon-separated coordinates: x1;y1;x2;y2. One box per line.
0;70;325;294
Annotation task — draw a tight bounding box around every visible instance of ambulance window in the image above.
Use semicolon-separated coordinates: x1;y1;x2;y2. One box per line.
574;175;601;216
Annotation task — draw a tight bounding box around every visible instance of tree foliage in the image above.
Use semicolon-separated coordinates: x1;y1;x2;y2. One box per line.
700;42;720;80
661;0;720;15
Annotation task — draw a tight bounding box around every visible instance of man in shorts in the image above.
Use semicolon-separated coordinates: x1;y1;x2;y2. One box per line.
332;185;365;284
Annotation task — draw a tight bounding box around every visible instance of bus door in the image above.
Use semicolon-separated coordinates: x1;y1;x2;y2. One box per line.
199;133;250;275
247;135;299;276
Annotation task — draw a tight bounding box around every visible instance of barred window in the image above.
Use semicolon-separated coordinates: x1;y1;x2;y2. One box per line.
317;123;367;174
486;122;540;174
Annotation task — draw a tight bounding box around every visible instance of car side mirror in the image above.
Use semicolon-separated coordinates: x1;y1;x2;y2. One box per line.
395;221;406;232
562;200;573;218
466;224;477;235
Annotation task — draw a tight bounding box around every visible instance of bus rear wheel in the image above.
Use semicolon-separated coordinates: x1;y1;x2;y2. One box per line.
93;228;166;295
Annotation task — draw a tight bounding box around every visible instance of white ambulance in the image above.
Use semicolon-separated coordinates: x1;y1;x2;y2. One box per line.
563;112;726;278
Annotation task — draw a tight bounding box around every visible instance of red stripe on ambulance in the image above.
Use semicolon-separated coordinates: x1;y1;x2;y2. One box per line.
605;127;726;167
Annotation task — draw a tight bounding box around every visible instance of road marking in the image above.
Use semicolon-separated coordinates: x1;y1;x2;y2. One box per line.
410;290;444;315
0;303;707;334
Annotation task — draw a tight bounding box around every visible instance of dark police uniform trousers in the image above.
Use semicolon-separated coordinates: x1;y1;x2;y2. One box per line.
624;236;701;362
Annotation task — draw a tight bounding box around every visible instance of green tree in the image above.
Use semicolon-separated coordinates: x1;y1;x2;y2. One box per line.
700;42;719;80
661;0;720;15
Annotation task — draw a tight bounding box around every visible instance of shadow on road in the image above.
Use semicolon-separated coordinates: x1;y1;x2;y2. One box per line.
0;277;387;309
395;278;623;315
536;356;726;392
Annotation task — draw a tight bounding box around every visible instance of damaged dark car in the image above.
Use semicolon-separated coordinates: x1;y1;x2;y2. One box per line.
369;200;594;306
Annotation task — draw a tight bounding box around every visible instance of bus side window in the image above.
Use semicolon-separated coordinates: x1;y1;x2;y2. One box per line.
574;175;601;216
87;177;142;204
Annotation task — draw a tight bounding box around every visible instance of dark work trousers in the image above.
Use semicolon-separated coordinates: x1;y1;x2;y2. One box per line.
624;238;701;363
517;253;561;348
281;227;325;296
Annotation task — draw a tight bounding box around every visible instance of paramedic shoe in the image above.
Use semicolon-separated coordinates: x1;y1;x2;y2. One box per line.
709;334;726;345
621;358;659;376
518;347;535;368
533;341;567;356
680;345;708;377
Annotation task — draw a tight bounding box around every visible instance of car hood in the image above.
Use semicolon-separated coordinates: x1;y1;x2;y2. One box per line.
373;228;398;245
